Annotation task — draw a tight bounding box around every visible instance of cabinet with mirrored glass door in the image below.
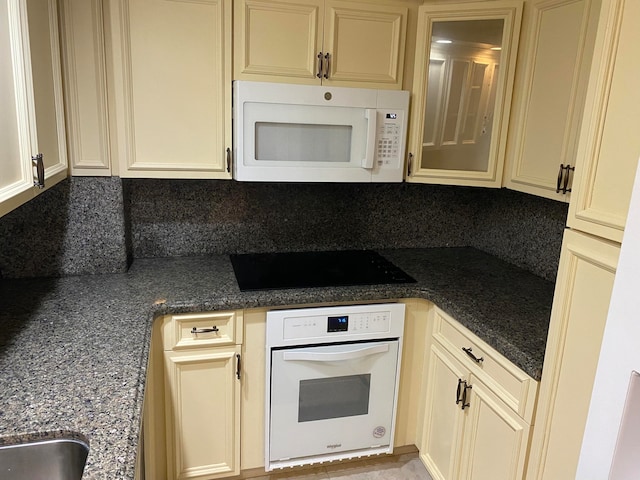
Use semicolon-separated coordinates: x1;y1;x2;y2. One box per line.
406;1;523;187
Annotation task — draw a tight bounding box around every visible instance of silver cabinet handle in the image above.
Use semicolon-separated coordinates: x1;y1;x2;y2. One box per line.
462;347;483;363
323;52;330;79
32;154;45;189
316;52;324;78
191;326;219;334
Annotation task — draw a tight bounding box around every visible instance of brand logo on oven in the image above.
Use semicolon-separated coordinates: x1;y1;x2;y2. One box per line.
373;426;386;438
326;444;342;449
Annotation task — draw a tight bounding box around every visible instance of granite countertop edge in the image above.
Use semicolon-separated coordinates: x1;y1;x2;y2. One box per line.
0;247;554;480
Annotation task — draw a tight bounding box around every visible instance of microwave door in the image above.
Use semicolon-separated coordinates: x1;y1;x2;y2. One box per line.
239;102;372;182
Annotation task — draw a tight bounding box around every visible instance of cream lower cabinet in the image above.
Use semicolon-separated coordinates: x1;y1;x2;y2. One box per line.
144;311;242;480
419;308;536;480
526;229;619;480
233;0;408;89
164;347;241;480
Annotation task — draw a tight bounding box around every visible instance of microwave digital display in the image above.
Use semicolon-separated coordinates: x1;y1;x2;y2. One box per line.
386;113;397;119
328;315;349;332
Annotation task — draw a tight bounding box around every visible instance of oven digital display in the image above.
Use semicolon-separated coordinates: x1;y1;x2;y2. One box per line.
327;315;349;332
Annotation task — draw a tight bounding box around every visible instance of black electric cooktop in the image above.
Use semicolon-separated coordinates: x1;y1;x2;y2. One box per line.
230;250;416;292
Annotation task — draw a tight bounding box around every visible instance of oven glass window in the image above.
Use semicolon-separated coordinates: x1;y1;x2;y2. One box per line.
298;374;371;422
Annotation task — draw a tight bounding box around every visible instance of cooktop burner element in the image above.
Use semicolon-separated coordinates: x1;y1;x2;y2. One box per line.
230;250;416;292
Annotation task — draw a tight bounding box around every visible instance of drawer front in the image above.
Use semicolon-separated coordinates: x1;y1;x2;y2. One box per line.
432;308;537;421
163;311;241;350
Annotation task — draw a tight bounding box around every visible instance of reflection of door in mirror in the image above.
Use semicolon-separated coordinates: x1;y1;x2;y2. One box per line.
422;19;504;172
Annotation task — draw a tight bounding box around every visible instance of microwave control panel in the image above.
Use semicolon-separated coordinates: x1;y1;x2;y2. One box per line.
376;110;404;168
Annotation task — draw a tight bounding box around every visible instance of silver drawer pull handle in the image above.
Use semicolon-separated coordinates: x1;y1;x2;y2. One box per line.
191;326;219;334
462;347;483;363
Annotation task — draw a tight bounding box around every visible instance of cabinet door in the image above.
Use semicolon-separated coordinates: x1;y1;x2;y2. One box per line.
109;0;232;179
164;346;241;480
419;343;467;480
234;0;323;83
322;1;407;89
458;375;530;480
407;1;522;187
567;0;640;242
1;0;67;218
503;0;599;202
59;0;111;176
527;229;619;480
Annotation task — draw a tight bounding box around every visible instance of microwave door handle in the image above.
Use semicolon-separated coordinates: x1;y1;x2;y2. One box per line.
282;343;390;362
362;109;378;169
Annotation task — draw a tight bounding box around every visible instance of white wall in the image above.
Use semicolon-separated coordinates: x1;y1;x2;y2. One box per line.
577;157;640;479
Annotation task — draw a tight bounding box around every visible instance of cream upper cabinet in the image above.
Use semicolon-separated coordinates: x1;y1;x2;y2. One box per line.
567;0;640;242
0;0;68;218
407;1;522;187
503;0;600;202
527;229;619;480
106;0;232;179
58;0;111;176
419;307;536;480
233;0;408;89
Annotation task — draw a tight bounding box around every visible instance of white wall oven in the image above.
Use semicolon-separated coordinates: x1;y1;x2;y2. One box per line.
233;81;409;183
265;303;405;471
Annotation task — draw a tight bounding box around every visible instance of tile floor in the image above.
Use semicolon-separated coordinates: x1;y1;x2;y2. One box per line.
248;453;434;480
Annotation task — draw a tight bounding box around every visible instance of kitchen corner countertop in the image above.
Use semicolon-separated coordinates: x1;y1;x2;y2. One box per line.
0;247;555;479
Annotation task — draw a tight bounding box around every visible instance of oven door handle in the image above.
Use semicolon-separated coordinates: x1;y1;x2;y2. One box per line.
282;343;390;362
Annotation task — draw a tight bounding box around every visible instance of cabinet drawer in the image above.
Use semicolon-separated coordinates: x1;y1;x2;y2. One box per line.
432;308;538;421
163;311;242;350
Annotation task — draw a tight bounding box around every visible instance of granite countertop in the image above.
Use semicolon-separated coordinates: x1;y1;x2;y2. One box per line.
0;247;555;480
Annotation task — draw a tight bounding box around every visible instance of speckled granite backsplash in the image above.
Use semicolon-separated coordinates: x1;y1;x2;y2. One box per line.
0;177;130;278
0;177;568;281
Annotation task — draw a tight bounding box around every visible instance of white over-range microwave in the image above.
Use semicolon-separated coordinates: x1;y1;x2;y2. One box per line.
232;81;410;183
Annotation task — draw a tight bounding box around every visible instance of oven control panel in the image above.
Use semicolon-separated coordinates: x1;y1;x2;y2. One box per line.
282;311;390;340
267;303;405;346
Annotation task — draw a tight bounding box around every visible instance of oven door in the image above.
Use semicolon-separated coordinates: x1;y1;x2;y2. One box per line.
268;339;400;465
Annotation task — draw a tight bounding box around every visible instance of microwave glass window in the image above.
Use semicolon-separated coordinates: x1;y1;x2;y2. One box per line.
298;374;371;423
255;122;352;163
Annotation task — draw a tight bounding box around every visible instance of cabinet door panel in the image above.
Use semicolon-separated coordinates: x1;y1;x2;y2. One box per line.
568;0;640;241
164;347;240;480
419;343;466;480
527;229;619;480
27;0;67;178
59;0;111;175
234;0;322;81
407;1;523;187
504;0;597;201
323;1;406;88
460;377;529;480
1;0;67;218
0;1;32;205
113;0;231;178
